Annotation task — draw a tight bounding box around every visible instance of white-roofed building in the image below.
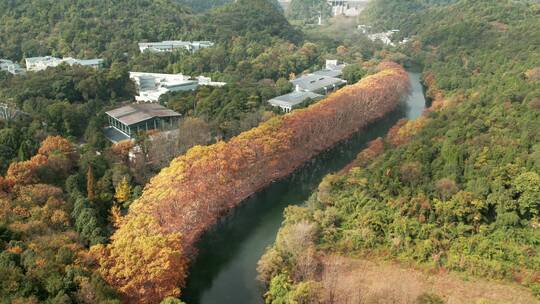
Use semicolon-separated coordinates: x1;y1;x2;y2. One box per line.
367;30;400;46
130;72;199;103
268;91;323;112
312;59;348;78
138;41;214;53
196;76;226;87
0;59;25;75
25;56;104;72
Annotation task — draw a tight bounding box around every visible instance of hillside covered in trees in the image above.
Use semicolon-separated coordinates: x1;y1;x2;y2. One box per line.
0;0;298;61
258;0;540;302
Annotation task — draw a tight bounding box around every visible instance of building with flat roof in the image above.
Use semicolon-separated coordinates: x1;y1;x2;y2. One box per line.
196;76;227;87
130;72;227;103
104;103;182;142
267;60;348;112
291;73;347;95
0;59;25;75
130;72;199;103
25;56;104;72
312;60;348;78
268;91;323;112
138;41;214;53
367;30;399;46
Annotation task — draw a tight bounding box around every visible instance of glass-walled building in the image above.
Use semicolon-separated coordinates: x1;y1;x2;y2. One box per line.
104;103;181;143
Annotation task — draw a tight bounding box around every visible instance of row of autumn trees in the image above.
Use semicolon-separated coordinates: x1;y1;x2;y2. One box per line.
92;62;410;303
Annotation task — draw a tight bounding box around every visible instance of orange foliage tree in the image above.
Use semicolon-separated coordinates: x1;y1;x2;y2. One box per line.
100;62;410;303
91;214;186;304
5;136;78;185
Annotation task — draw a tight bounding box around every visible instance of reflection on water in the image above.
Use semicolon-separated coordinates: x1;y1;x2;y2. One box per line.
182;72;427;304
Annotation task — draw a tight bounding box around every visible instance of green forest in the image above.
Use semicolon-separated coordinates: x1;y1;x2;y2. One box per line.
260;0;540;302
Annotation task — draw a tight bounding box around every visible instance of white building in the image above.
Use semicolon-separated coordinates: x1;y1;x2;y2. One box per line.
130;72;199;103
196;76;226;87
0;59;25;75
138;41;214;53
268;91;323;113
312;59;348;78
367;30;399;46
25;56;104;72
328;0;370;17
267;60;348;112
130;72;228;103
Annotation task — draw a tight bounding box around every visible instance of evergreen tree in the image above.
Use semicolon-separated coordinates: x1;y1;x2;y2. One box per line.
87;166;96;201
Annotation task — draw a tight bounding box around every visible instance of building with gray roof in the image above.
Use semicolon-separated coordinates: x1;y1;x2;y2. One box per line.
268;91;323;112
291;74;347;95
312;59;348;78
104;103;181;142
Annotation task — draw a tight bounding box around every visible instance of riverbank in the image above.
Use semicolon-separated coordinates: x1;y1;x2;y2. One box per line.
182;70;427;303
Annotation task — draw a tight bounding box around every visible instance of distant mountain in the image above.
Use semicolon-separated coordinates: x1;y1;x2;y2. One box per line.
197;0;302;43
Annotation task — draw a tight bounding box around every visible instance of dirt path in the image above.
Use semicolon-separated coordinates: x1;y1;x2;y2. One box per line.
319;256;539;304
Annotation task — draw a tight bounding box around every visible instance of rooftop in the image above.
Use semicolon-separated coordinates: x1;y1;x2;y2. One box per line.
269;91;323;108
106;103;181;126
25;56;60;64
291;74;347;92
312;69;343;78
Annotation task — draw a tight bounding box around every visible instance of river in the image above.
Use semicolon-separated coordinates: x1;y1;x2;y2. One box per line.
182;71;428;304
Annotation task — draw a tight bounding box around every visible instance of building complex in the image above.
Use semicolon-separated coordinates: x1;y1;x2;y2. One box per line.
268;60;347;112
130;72;227;103
138;41;214;53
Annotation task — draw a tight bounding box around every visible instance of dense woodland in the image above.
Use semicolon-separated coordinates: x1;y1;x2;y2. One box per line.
259;0;540;302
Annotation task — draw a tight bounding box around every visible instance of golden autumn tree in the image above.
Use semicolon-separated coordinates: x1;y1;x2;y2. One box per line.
5;154;48;185
92;214;186;304
38;135;78;162
114;176;131;204
109;205;123;229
